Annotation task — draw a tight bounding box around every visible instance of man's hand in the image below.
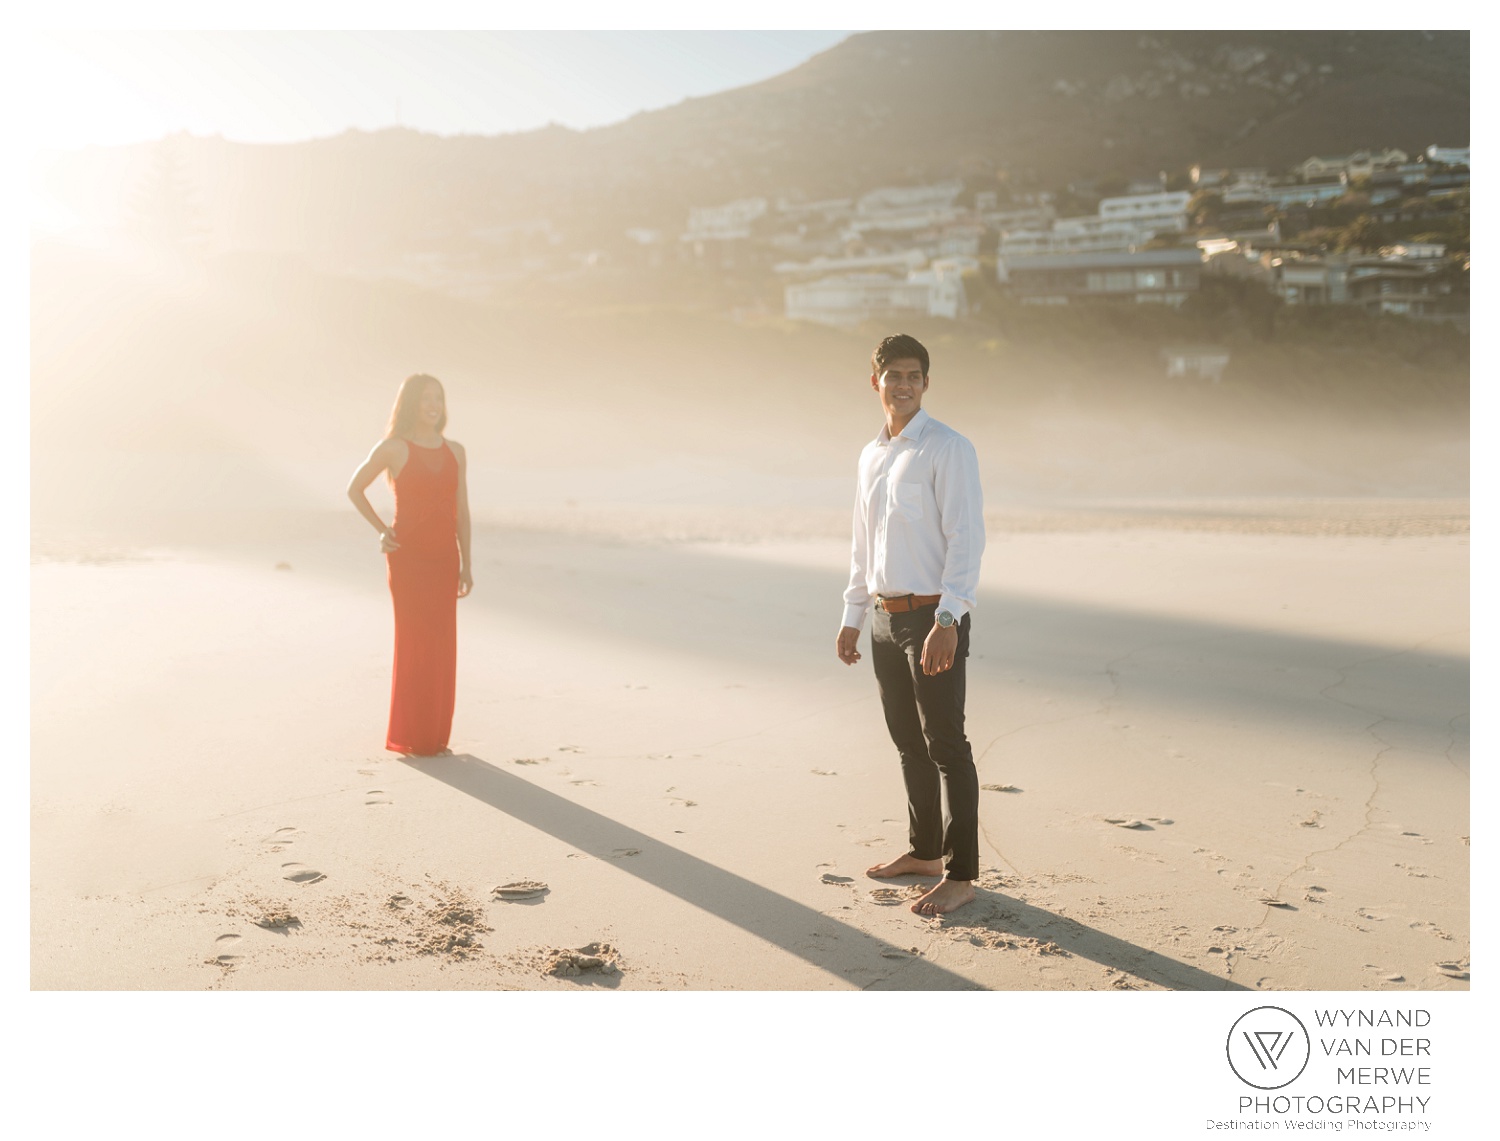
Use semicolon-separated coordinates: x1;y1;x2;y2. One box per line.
921;623;959;675
836;625;862;665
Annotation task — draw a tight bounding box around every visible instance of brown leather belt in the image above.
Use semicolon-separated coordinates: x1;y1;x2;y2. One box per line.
876;593;941;614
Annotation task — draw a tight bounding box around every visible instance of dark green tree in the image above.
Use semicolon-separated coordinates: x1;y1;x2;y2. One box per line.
1336;215;1391;253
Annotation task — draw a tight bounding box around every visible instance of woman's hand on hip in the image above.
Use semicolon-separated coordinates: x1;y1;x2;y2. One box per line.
380;529;400;553
458;567;474;598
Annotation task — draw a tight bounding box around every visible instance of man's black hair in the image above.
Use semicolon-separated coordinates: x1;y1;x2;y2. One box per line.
872;333;930;377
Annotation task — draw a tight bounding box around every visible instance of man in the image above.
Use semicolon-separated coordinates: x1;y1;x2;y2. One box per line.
836;333;986;917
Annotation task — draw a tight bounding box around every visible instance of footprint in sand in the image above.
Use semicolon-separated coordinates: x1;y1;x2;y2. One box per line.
210;933;243;965
1105;817;1151;830
281;863;327;884
666;796;698;808
1410;920;1453;941
981;784;1021;793
821;873;855;885
869;886;924;905
264;827;298;852
1435;960;1469;981
545;942;620;977
557;745;584;754
493;881;549;901
513;757;549;765
357;767;379;776
811;769;838;777
610;848;641;859
365;789;392;806
569;779;600;788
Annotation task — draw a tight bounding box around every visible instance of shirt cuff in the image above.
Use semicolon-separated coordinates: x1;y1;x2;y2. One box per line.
841;602;870;630
937;594;971;622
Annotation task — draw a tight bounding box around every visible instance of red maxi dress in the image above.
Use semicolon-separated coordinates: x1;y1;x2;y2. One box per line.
385;438;460;755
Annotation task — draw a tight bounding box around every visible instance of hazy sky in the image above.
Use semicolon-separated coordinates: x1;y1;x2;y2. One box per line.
28;31;854;154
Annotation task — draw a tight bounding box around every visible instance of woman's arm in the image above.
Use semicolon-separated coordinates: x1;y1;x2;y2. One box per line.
347;439;404;552
450;440;473;597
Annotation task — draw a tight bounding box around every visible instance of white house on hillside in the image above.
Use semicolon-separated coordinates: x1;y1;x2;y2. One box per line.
1425;145;1470;166
846;181;966;234
999;193;1186;259
1098;190;1192;226
856;180;964;217
683;197;767;240
785;261;968;327
1298;149;1409;179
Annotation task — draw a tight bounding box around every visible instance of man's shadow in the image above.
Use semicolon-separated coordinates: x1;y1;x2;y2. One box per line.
929;884;1255;990
407;754;1247;991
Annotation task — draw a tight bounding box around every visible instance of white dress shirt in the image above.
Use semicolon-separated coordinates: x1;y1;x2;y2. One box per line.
841;407;986;631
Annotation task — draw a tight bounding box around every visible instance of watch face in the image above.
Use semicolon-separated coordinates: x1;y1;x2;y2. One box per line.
938;610;955;627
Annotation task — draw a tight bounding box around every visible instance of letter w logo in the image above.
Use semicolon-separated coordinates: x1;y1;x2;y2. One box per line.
1242;1030;1294;1070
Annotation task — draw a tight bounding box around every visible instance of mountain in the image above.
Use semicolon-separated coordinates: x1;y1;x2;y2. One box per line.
40;30;1468;258
585;30;1468;206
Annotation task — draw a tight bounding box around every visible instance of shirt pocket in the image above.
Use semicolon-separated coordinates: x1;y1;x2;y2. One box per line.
892;480;925;521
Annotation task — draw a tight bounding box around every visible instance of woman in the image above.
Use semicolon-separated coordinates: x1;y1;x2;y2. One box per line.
347;374;473;756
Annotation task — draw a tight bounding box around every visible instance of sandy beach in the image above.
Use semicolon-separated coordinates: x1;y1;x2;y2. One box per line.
30;499;1469;991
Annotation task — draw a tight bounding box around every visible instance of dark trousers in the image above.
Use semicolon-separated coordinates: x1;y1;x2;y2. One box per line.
870;605;979;881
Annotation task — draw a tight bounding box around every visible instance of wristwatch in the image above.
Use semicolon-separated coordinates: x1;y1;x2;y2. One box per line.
935;609;957;629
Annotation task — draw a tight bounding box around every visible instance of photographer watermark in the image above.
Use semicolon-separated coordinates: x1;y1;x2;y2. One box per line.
1209;1007;1436;1132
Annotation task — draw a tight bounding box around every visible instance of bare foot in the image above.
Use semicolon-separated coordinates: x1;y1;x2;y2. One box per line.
911;877;976;917
866;853;944;880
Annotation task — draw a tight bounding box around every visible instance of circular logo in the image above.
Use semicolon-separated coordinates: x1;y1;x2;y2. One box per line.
1226;1006;1311;1089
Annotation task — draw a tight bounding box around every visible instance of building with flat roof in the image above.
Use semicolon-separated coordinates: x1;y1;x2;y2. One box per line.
683;197;767;241
1098;190;1192;225
1262;182;1347;208
1001;249;1202;306
785;262;968;327
1425;145;1469;167
1344;258;1460;320
1298;149;1409;180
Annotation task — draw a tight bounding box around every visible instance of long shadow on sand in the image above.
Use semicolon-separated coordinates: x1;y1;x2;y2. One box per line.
461;529;1468;749
407;753;1245;991
932;886;1254;990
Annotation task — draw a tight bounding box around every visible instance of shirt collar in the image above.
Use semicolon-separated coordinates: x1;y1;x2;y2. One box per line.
876;407;931;446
